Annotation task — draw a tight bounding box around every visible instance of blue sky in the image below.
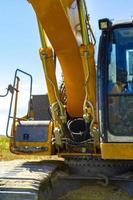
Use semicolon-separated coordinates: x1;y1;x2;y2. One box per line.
0;0;133;134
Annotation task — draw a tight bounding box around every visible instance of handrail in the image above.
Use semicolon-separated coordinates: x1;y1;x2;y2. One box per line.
15;69;33;100
0;89;9;97
12;77;20;137
6;68;33;138
0;85;15;97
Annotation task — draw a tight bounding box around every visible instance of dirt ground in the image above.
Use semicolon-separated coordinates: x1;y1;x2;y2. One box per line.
58;185;133;200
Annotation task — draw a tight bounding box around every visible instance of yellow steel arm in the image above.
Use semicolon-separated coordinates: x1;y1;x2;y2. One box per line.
63;0;75;7
28;0;96;124
28;0;85;117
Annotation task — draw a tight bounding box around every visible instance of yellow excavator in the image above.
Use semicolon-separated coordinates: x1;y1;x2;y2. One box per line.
1;0;133;199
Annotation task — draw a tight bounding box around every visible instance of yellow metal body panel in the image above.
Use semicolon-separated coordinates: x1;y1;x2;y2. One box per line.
10;122;53;155
101;143;133;160
28;0;85;117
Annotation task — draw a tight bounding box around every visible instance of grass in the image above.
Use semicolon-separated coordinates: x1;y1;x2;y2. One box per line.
0;135;51;161
0;136;11;160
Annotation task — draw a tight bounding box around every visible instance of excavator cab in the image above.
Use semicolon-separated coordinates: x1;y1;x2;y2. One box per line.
98;19;133;159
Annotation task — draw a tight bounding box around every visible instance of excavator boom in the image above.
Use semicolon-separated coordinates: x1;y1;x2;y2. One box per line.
28;0;96;117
